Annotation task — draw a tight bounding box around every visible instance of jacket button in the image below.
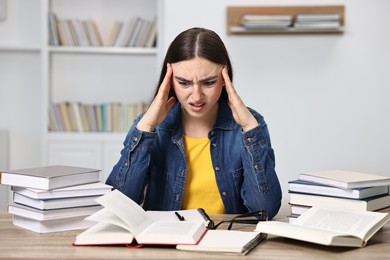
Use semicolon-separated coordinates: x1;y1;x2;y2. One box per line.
222;192;227;197
133;137;138;142
212;143;217;148
247;137;253;142
254;164;259;170
215;166;220;171
211;131;215;135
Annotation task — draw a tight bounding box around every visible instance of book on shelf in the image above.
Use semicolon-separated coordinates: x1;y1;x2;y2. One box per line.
49;102;147;133
12;214;95;233
289;192;390;211
295;14;341;23
288;179;389;199
105;20;123;46
13;192;101;210
240;14;293;29
298;169;390;189
48;12;60;46
293;13;341;31
8;203;102;221
145;17;157;48
12;182;112;200
176;230;266;255
73;190;207;246
255;206;390;247
0;165;101;190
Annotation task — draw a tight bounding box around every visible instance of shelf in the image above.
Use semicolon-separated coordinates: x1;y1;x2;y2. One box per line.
0;44;41;52
48;46;158;55
227;5;345;35
46;132;126;141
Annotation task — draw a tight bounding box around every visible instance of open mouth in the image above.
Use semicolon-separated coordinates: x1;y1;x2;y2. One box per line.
189;102;206;111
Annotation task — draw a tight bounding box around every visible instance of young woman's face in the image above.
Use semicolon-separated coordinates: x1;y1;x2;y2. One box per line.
171;57;224;120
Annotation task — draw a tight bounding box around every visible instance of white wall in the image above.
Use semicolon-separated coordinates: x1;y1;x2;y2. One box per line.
0;0;42;170
0;0;389;216
160;0;390;215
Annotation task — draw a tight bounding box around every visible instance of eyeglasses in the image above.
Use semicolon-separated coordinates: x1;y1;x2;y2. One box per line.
199;209;268;230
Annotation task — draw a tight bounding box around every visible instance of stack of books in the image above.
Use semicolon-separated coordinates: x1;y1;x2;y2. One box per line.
0;165;112;233
288;170;390;223
230;14;293;33
293;13;341;31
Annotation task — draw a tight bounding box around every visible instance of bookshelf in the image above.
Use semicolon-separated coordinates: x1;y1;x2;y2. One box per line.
41;0;161;179
227;5;345;35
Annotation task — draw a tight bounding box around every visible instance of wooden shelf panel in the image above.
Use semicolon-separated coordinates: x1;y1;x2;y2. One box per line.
227;5;345;35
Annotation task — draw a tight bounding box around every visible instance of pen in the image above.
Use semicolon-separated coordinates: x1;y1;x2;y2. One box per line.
175;211;185;221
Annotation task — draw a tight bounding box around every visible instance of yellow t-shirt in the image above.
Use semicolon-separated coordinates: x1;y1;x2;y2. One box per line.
181;135;224;214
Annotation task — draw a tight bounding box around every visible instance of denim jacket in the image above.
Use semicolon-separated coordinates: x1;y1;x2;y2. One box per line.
106;99;282;218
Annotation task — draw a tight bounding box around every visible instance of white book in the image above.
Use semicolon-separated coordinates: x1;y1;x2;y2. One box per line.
295;14;340;22
299;170;390;189
289;192;390;211
12;182;112;200
8;203;102;221
177;230;267;255
255;206;390;247
13;192;101;210
12;215;95;233
0;165;101;190
288;180;389;199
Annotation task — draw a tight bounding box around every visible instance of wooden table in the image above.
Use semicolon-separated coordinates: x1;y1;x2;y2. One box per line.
0;213;388;259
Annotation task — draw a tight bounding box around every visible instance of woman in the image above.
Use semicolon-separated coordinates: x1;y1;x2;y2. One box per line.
106;27;282;218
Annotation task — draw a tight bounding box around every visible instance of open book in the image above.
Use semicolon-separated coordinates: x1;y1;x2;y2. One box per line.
255;206;390;247
73;190;207;246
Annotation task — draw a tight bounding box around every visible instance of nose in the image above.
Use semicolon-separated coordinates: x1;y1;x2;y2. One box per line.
191;85;203;101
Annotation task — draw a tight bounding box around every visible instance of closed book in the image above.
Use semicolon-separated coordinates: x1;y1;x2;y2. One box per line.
299;170;390;189
288;180;389;199
13;193;101;210
12;182;112;200
290;204;311;215
176;230;266;255
8;203;102;221
0;165;101;190
289;192;390;211
12;215;95;233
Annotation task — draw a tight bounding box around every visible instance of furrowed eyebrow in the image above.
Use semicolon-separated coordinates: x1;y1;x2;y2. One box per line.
199;76;219;83
175;76;190;82
174;75;219;83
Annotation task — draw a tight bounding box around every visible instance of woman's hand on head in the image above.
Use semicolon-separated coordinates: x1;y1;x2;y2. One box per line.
137;64;176;132
222;66;259;132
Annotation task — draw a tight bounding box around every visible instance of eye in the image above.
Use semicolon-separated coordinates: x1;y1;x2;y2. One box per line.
203;81;217;88
178;80;191;88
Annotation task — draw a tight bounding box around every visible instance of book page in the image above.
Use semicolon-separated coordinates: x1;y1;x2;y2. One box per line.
146;209;210;225
144;221;196;235
293;207;386;239
255;221;348;246
96;190;153;236
86;207;132;232
137;221;206;245
74;222;135;245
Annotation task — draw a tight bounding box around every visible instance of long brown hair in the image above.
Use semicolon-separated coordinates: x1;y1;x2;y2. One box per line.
153;27;233;102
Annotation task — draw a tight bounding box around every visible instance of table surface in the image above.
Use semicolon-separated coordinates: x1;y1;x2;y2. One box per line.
0;212;389;259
